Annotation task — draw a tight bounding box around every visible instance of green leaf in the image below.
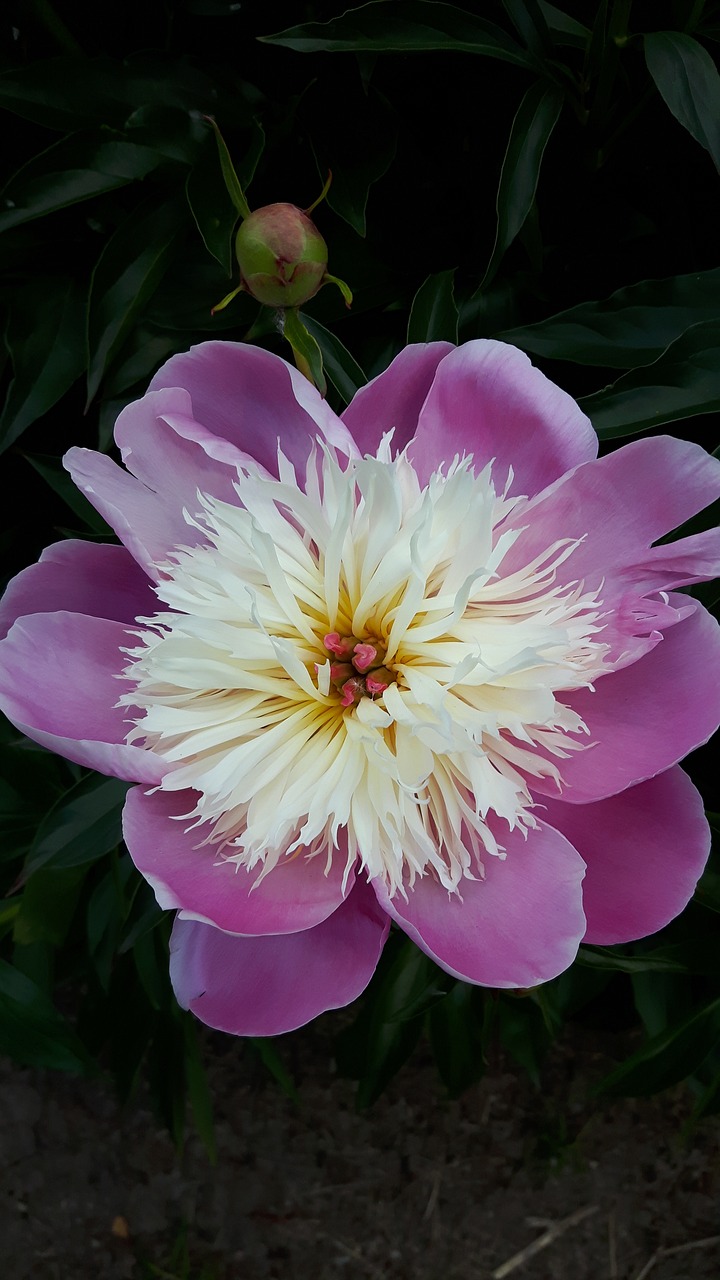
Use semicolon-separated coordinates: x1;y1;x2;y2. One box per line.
311;91;396;236
23;775;129;879
187;112;265;271
645;31;720;171
335;936;440;1105
502;0;552;61
13;865;87;946
260;1;532;67
86;194;187;404
497;267;720;367
184;1017;216;1162
124;104;207;165
537;2;590;46
0;277;86;453
482;80;563;287
597;996;720;1096
579;318;720;438
407;269;459;344
0;132;165;233
0;958;90;1071
187;135;243;274
0;53;216;132
248;1038;300;1103
497;993;554;1087
429;983;488;1095
204;117;251;219
300;315;367;403
283;309;327;396
23;453;113;535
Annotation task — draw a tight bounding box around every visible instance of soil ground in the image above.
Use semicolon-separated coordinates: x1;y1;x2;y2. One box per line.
2;1020;719;1280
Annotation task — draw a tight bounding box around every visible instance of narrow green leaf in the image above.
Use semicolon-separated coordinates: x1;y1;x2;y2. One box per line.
23;775;129;878
205;117;251;219
0;277;85;453
482;80;564;287
497;267;720;367
186;130;253;273
537;2;590;46
429;983;487;1095
86;195;187;405
300;315;367;403
597;996;720;1096
407;269;459;344
645;31;720;170
502;0;552;60
0;132;164;233
249;1038;300;1103
260;0;532;67
283;309;327;396
23;453;113;535
579;318;720;438
184;1017;217;1162
0;958;90;1071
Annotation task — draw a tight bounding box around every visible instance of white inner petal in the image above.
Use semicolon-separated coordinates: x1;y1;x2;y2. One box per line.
120;444;608;896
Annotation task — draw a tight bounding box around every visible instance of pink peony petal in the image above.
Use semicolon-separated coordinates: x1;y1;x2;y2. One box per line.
148;340;358;476
169;877;390;1036
408;341;598;494
0;612;163;783
540;767;710;945
114;386;258;505
341;342;454;457
64;447;189;578
544;602;720;804
503;436;720;592
123;785;356;935
0;540;155;640
373;820;586;988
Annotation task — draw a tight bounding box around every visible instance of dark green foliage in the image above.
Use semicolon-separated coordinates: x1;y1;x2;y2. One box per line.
0;0;719;1131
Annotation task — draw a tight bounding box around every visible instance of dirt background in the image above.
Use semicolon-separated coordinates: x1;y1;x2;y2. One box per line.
2;1020;719;1280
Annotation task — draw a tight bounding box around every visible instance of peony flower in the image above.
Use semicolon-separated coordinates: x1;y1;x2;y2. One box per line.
1;340;719;1037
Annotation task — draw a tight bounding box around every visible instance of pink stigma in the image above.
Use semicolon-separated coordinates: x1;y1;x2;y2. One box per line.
352;643;377;672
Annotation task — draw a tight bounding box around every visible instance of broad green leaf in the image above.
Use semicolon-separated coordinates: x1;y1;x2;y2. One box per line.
0;54;216;132
579;319;720;438
497;267;720;367
104;327;185;398
124;104;207;165
311;91;396;236
407;269;459;344
283;309;327;396
186;125;260;273
86;194;187;404
482;80;563;287
0;958;90;1071
260;1;532;67
14;865;87;946
597;996;720;1096
0;277;85;453
0;132;164;233
537;2;589;46
645;31;720;171
23;775;129;878
24;453;113;535
301;315;367;403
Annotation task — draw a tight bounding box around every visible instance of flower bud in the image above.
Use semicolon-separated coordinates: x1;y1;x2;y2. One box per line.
235;203;328;309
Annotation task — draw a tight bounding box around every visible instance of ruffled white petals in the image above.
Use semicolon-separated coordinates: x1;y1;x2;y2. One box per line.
121;440;607;896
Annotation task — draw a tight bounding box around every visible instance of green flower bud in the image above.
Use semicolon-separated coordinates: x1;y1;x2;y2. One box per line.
235;203;328;309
